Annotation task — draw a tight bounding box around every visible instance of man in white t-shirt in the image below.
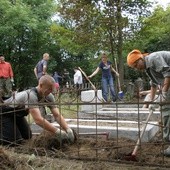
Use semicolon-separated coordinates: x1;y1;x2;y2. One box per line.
73;67;83;89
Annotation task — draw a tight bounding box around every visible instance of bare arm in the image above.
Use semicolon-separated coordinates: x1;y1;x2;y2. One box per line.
34;67;38;79
51;107;69;131
163;77;170;92
29;108;67;134
139;90;151;96
88;67;100;78
150;86;157;101
111;66;119;77
9;63;14;78
43;65;47;75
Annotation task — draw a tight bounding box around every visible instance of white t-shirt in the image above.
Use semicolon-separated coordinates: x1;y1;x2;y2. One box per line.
74;70;83;84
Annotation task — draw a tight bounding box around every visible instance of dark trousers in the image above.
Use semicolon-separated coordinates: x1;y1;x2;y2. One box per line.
0;111;32;145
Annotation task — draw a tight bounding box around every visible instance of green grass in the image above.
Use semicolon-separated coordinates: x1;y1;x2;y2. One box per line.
45;92;80;119
59;105;79;119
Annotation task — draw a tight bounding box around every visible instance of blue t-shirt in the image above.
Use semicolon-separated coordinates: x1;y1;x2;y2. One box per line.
99;61;112;78
36;59;48;79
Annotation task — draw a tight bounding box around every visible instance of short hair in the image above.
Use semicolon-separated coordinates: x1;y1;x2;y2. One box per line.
43;53;49;58
39;75;55;85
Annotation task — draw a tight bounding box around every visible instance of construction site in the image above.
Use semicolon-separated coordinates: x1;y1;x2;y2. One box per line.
1;81;170;170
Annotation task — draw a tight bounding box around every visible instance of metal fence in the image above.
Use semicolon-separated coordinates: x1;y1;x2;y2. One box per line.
0;84;170;169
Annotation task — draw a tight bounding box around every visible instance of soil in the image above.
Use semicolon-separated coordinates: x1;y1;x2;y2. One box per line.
1;130;170;170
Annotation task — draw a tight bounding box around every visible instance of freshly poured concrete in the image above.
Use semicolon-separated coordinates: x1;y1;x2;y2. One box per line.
31;118;159;142
78;107;160;121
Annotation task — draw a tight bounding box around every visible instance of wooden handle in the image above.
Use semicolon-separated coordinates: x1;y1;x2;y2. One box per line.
132;109;153;156
78;67;96;90
114;58;121;92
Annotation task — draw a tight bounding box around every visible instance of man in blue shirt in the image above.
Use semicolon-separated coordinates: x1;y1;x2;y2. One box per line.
34;53;50;80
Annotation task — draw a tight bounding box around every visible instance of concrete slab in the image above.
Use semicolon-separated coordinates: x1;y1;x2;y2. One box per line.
30;119;159;142
78;108;160;121
81;90;103;112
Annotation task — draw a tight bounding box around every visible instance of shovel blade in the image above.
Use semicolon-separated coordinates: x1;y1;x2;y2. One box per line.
118;91;124;99
122;153;138;162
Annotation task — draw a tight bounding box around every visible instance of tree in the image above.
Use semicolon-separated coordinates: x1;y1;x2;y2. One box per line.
0;0;56;88
130;5;170;52
123;4;170;86
54;0;151;87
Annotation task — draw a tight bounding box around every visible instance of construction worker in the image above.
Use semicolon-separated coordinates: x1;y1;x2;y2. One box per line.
0;75;75;145
34;53;50;80
88;53;119;102
0;54;14;100
127;49;170;156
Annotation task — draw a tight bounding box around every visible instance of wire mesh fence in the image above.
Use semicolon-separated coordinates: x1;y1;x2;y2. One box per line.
0;83;170;168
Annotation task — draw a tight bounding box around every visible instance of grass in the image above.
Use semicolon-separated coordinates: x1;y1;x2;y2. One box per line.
26;92;80;123
50;92;80;119
59;104;79;119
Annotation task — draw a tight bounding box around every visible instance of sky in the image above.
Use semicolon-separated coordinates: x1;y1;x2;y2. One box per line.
52;1;170;21
152;0;170;8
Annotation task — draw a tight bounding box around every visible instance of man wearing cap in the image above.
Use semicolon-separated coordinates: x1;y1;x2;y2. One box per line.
127;49;170;156
0;54;14;100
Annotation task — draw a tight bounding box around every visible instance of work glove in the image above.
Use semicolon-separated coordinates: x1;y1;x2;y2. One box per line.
66;128;75;143
55;129;68;141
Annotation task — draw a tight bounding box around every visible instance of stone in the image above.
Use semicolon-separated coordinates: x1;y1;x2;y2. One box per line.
81;90;103;112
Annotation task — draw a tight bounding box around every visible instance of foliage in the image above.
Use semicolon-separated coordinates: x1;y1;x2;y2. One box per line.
125;5;170;52
54;0;152;85
0;0;56;88
123;4;170;82
0;0;170;90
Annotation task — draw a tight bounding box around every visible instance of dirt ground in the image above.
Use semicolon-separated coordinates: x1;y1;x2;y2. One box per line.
1;130;170;170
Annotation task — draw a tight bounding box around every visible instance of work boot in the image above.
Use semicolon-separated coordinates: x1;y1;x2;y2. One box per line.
163;146;170;157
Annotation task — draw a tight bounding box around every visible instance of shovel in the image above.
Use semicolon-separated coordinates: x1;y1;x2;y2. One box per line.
123;108;154;161
78;67;96;91
114;58;124;100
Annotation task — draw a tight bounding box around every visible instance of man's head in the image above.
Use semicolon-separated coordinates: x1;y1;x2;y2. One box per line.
38;75;55;96
0;54;5;62
43;53;50;61
127;49;145;70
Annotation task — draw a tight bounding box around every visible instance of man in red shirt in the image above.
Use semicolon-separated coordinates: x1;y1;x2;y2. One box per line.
0;54;14;100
